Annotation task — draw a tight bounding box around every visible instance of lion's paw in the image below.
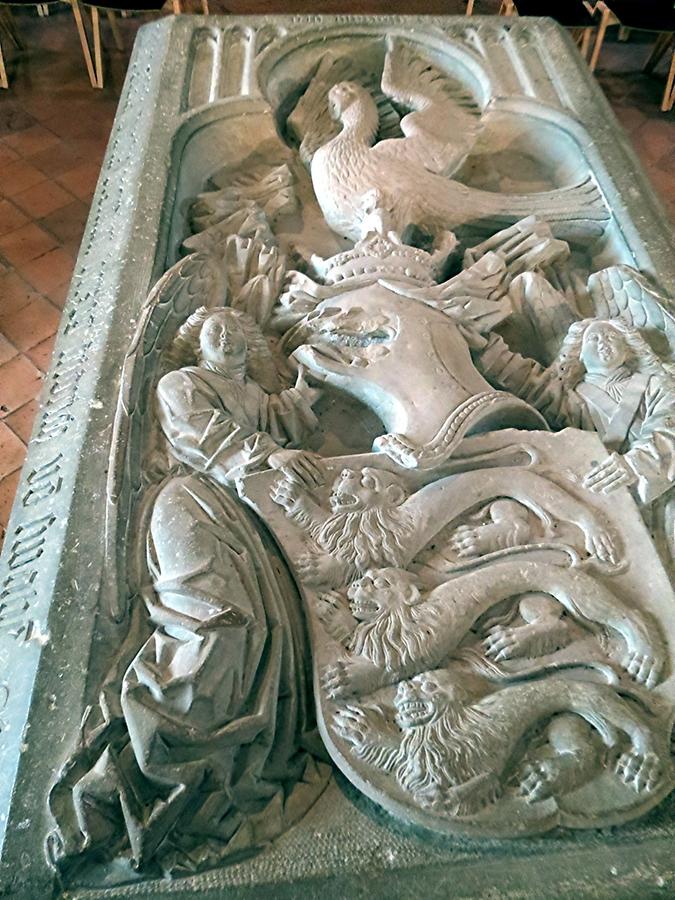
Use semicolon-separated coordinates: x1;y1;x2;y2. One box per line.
484;621;565;661
615;748;662;794
518;759;560;803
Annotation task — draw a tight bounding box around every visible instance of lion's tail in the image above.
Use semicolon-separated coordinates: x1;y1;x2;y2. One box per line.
457;649;619;687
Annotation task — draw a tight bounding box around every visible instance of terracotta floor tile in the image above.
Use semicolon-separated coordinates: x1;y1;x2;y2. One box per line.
0;143;20;167
4;400;39;444
0;223;58;267
655;147;675;174
0;102;37;139
61;239;83;259
70;135;108;166
18;246;75;296
57;162;102;203
25;333;57;373
0;468;23;531
0;355;42;419
0;158;47;198
12;181;75;221
0;200;29;239
41;112;114;143
631;119;675;165
0;159;45;204
0;335;18;367
2;123;61;158
0;423;26;480
27;140;85;178
0;295;61;352
39;200;89;245
612;104;647;135
0;271;43;314
44;281;70;310
20;94;93;124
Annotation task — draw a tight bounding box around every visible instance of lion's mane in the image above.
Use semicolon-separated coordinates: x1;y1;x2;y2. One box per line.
349;599;445;672
311;507;414;573
395;702;496;797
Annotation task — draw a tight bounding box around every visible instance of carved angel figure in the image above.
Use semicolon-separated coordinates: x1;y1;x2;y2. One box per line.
50;306;329;875
472;315;675;506
288;41;608;242
157;306;323;485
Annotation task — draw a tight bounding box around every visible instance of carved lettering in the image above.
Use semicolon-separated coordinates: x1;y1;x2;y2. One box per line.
22;454;64;507
35;343;92;442
0;569;37;625
8;514;56;571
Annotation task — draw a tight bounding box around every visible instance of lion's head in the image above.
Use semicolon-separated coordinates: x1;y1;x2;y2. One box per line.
346;568;439;672
393;671;494;800
329;467;408;514
311;469;413;575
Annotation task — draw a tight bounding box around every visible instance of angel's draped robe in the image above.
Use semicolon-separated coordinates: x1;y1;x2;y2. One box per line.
473;334;675;560
156;364;318;483
475;334;675;504
63;365;326;872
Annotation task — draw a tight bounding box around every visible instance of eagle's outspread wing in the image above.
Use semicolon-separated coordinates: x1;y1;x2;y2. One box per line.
375;38;482;178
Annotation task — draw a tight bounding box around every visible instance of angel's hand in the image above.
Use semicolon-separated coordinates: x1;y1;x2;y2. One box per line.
582;453;637;495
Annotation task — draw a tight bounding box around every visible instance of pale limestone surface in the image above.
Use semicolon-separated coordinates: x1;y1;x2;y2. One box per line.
1;14;674;899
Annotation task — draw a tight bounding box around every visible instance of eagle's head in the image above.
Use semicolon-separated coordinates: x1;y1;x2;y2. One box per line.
328;81;363;120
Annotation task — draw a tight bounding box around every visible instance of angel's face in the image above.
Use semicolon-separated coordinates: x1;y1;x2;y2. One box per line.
580;322;628;375
328;82;359;120
199;312;247;373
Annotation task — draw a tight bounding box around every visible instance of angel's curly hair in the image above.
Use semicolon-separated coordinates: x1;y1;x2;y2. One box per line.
166;305;279;391
551;318;668;389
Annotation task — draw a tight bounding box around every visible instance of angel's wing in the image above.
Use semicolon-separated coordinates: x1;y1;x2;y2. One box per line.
190;162;298;234
287;52;402;166
374;38;482;178
103;245;229;622
103;217;289;621
588;265;675;362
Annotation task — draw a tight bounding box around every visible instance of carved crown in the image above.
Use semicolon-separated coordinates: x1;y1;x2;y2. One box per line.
319;232;454;287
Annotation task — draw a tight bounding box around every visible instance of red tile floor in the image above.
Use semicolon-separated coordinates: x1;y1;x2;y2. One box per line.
0;3;674;546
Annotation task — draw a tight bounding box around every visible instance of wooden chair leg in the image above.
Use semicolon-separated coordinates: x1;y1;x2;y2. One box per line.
172;0;182;14
106;9;123;51
0;38;8;90
70;0;98;88
580;27;592;60
589;3;612;72
645;32;672;74
499;0;516;14
663;48;675;112
92;5;103;89
466;0;475;14
201;0;210;12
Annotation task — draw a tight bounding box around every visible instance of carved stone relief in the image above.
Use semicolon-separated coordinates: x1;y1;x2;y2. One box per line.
31;19;675;891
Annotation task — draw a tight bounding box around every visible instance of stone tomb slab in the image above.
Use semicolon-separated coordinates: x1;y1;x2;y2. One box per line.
0;14;674;899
